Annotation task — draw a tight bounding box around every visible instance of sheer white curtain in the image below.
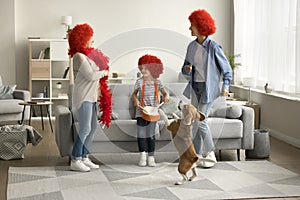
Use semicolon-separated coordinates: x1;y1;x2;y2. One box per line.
234;0;299;94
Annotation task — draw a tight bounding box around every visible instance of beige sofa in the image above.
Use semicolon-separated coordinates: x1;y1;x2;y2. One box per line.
55;82;255;160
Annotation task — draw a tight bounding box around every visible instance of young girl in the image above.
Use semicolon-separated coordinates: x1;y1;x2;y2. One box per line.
132;54;169;167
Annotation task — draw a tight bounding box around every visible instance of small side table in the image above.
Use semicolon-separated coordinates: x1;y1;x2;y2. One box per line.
19;101;53;132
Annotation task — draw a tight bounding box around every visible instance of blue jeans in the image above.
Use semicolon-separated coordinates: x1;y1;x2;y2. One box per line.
191;82;215;156
71;101;97;160
136;117;156;156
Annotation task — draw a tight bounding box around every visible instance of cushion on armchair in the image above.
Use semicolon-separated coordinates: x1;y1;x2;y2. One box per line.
0;85;17;99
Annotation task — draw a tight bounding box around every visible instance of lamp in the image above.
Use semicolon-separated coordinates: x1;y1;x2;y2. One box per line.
61;16;72;34
243;77;256;105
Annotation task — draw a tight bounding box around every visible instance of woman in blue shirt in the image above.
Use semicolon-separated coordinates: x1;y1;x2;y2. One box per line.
182;9;232;168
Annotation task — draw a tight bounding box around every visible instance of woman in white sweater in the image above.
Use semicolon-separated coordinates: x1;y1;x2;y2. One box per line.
68;23;109;172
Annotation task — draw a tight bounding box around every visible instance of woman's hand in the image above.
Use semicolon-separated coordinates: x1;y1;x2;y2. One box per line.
186;64;192;73
221;89;229;97
102;70;109;76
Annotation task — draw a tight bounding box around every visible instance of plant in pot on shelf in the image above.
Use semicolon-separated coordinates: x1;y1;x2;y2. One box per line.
225;52;241;84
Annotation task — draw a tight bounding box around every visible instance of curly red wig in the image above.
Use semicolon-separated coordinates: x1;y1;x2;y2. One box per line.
68;23;94;57
189;9;216;36
138;54;164;79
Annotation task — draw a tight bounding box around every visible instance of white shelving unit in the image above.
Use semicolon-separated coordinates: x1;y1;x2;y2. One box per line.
28;38;69;117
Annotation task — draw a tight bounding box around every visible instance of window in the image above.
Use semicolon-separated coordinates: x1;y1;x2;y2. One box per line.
234;0;299;94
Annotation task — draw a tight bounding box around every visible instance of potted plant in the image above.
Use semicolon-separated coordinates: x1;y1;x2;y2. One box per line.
225;52;241;84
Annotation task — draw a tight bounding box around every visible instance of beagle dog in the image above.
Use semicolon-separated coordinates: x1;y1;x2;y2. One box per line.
166;103;205;185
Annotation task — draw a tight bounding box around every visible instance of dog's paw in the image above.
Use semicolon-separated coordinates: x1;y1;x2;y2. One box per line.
172;113;180;119
188;176;196;181
175;180;186;185
158;109;170;126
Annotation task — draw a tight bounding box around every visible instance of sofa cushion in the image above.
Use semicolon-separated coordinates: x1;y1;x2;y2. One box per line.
160;96;181;118
209;96;227;117
208;118;243;139
109;84;136;120
0;85;16;99
0;99;23;114
164;83;190;102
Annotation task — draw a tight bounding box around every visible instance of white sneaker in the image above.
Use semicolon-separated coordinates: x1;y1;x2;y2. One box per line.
202;151;217;168
70;160;90;172
198;155;204;166
82;158;99;169
138;152;147;167
148;156;156;167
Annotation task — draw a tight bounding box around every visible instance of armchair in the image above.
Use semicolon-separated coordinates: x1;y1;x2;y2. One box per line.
0;75;30;123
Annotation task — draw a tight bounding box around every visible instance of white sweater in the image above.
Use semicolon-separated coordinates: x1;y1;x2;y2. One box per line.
72;53;107;111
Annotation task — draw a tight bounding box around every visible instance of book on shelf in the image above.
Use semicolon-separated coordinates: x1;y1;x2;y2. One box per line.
62;67;69;78
38;50;44;59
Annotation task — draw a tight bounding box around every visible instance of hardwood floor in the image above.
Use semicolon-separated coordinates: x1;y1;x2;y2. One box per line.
0;120;300;200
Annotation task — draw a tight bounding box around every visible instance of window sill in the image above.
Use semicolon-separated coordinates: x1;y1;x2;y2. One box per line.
230;84;300;103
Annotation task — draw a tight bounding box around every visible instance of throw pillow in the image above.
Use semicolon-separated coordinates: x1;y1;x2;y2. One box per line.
226;105;242;119
211;105;242;119
160;96;182;118
0;85;16;99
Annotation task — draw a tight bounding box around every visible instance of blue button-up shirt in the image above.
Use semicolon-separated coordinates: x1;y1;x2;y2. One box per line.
182;37;232;103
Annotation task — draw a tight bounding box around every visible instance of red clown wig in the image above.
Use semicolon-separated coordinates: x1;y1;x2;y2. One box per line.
138;54;164;79
68;23;94;57
189;9;216;36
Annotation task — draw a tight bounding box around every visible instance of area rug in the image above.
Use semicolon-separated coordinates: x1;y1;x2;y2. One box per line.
7;155;300;200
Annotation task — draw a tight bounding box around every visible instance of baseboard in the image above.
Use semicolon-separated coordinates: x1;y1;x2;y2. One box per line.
260;124;300;149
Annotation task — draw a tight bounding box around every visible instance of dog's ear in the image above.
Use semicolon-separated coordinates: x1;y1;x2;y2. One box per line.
197;111;206;121
183;113;193;125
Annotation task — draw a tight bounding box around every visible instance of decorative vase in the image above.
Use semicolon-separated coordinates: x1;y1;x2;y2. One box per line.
56;82;62;89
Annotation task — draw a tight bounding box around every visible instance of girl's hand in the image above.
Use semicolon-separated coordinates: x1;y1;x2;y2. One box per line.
135;100;141;108
164;95;170;103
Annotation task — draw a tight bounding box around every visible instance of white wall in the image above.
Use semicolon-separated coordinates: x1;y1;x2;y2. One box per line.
8;0;232;89
0;0;15;85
